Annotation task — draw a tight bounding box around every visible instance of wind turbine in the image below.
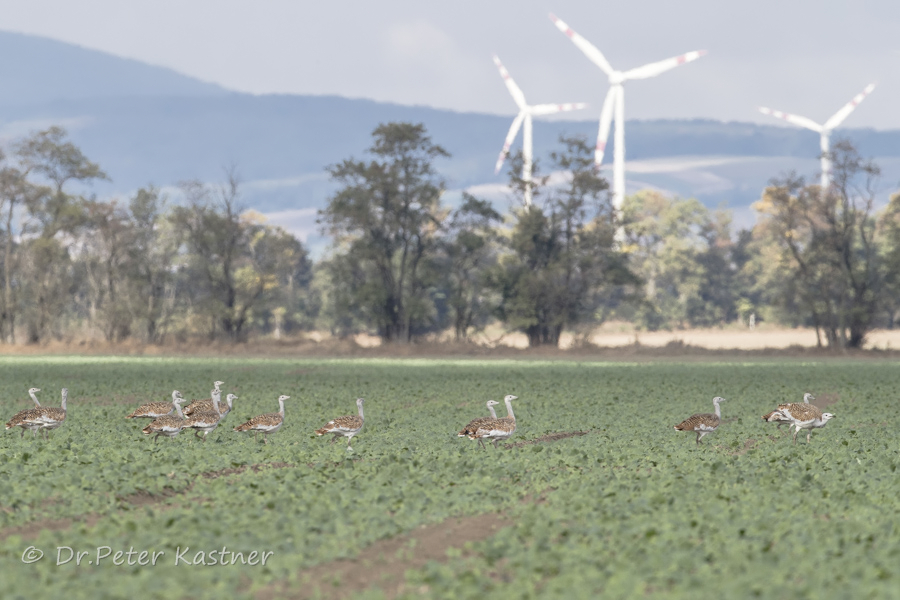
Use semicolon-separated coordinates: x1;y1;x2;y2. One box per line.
549;13;705;211
492;54;587;206
758;83;876;189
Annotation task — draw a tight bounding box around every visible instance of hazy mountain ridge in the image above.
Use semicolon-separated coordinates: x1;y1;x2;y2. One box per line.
1;30;898;221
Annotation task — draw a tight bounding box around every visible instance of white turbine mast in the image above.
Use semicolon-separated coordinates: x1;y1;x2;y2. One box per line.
758;83;876;189
549;13;705;211
492;54;587;206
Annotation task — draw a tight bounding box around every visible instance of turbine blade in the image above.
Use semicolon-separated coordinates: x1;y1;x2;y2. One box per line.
758;107;823;133
595;87;617;166
530;102;589;116
622;50;706;80
548;13;614;76
823;83;876;130
493;55;527;110
495;112;526;174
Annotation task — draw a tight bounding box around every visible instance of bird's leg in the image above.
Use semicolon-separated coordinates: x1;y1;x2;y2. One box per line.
695;432;701;446
792;429;798;445
807;431;812;444
19;428;24;439
493;439;499;449
478;438;486;450
264;434;268;445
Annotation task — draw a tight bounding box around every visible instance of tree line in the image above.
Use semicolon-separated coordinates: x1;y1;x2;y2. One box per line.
1;123;897;350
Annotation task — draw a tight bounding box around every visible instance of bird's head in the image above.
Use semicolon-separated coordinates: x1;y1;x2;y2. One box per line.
821;413;836;422
504;395;518;402
486;400;501;407
29;387;40;394
803;393;815;403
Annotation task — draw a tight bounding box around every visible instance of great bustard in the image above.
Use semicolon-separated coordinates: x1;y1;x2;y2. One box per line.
184;389;234;418
772;402;836;444
234;395;290;444
315;398;365;450
468;395;518;449
22;388;70;440
762;392;814;433
126;390;183;419
674;396;725;446
458;400;501;439
142;396;187;443
5;387;43;438
180;392;224;442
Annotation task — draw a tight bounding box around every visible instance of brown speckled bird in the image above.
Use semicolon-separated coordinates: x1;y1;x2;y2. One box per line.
22;388;69;440
315;398;365;450
458;400;501;439
183;382;227;417
674;396;725;446
185;389;235;418
180;393;223;442
234;395;289;444
126;390;183;419
772;401;835;444
468;395;518;449
142;397;186;443
763;392;814;433
5;388;44;438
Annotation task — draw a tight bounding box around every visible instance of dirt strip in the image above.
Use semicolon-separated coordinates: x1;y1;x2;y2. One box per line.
0;462;294;543
257;512;513;600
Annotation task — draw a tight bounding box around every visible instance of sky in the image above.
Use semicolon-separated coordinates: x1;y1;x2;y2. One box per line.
0;0;897;128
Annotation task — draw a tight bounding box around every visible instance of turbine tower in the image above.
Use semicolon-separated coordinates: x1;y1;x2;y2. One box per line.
759;83;876;189
549;13;705;211
493;54;587;206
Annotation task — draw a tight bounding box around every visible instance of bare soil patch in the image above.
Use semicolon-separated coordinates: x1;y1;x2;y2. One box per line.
200;462;294;479
813;393;841;409
0;462;298;542
727;438;759;456
508;431;591;448
257;512;513;600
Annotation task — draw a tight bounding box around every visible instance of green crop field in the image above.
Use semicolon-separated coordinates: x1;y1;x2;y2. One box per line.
0;356;898;599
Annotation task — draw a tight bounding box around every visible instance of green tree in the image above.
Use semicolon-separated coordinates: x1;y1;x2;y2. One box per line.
319;122;449;343
751;140;884;348
171;171;310;342
622;190;741;329
492;136;632;347
14;127;106;343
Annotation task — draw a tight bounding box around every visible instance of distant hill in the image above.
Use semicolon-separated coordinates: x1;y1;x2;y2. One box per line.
0;30;898;244
0;30;226;104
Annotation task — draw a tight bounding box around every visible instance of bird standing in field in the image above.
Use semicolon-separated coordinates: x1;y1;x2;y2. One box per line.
762;392;814;434
315;398;365;450
142;396;187;443
674;396;725;446
772;402;835;444
184;389;234;418
5;387;44;438
233;395;289;444
468;395;518;449
126;390;183;419
23;388;70;440
458;400;501;439
180;392;224;442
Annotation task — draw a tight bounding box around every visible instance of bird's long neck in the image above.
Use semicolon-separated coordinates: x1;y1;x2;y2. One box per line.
61;390;67;411
278;399;285;416
358;402;364;420
714;401;721;419
212;394;220;414
173;401;184;419
226;396;234;410
29;391;40;407
488;405;497;419
504;398;515;421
